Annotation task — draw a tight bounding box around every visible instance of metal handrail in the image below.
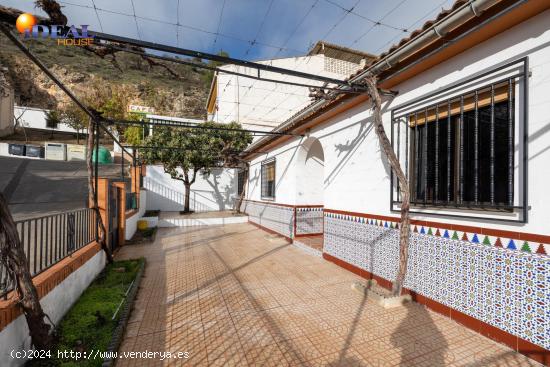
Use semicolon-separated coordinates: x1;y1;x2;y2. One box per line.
0;208;97;299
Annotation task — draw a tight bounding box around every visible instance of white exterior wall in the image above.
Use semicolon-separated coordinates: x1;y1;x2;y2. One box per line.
144;165;238;212
125;189;147;240
248;9;550;235
242;11;550;351
0;250;106;367
295;139;324;205
0;85;14;137
247;141;299;205
14;106;80;133
211;55;361;131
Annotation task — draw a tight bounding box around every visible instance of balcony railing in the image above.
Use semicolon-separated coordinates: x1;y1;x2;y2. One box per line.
0;208;97;299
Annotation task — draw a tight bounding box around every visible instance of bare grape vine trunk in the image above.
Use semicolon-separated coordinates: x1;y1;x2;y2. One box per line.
86;120;113;263
364;76;411;296
235;163;250;214
0;193;53;349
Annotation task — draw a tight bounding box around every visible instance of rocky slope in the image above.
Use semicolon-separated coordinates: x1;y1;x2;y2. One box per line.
0;32;210;118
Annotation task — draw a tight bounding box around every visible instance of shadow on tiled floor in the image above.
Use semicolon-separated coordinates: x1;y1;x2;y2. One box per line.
114;223;540;366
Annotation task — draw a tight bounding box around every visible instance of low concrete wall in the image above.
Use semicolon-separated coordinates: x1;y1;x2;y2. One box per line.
125;190;147;240
241;199;295;239
158;216;248;227
0;249;106;367
144;165;238;213
0;142;43;160
14;106;78;134
0;142;9;157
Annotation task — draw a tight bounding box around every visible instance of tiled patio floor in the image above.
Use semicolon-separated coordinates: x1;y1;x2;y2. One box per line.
115;223;540;366
294;235;324;253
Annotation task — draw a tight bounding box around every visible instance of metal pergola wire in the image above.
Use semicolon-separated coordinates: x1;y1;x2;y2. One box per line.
89;30;365;90
104;45;364;93
108;119;302;137
57;0;409;55
0;20;320;196
123;145;271;156
58;0;307;55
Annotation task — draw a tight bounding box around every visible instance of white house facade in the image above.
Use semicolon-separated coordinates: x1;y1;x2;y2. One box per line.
238;1;550;363
206;42;375;132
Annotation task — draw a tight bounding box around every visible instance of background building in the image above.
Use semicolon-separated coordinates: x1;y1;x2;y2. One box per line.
0;72;14;138
206;41;376;131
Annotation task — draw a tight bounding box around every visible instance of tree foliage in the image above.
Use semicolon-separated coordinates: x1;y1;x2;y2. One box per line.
57;84;138;144
58;102;88;143
141;121;252;212
123;125;144;147
45;110;60;129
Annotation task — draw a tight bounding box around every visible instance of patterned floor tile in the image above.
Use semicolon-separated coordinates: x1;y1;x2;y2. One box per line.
113;223;542;367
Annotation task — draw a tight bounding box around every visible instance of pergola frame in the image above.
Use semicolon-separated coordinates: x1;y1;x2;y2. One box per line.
108;119;302;137
106;44;366;93
122;145;271;156
0;21;332;214
88;30;368;92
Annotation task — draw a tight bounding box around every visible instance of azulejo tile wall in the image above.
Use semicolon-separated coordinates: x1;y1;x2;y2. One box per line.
324;211;549;350
242;200;294;239
295;207;323;235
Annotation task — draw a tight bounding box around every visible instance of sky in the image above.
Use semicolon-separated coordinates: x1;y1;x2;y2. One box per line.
1;0;456;60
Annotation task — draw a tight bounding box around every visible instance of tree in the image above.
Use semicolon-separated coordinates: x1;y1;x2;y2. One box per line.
45;110;59;139
59;103;87;144
123;126;143;147
123;114;146;147
0;193;53;349
14;107;30;142
363;75;411;297
213;121;252;213
142;121;252;213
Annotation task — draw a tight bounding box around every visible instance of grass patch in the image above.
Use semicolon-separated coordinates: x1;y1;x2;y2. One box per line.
30;259;144;367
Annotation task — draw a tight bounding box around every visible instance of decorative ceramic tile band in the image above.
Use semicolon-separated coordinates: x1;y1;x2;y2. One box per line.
296;207;323;235
323;212;549;350
241;200;294;239
324;211;549;256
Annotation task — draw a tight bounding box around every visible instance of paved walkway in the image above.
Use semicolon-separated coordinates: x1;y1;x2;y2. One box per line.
115;223;539;366
294;235;324;253
0;156;124;220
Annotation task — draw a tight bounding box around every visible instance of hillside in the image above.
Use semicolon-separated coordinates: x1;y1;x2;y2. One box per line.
0;31;211;118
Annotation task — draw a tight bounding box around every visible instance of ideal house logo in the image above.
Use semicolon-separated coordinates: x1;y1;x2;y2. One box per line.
16;13;94;46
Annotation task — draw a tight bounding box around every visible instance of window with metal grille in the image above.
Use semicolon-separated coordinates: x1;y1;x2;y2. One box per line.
261;159;276;199
237;170;245;195
390;58;528;221
409;84;514;207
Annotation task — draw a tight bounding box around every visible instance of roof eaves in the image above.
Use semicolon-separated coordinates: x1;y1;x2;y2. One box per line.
242;0;504;158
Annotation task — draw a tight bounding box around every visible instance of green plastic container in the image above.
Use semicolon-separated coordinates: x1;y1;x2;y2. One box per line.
91;146;113;164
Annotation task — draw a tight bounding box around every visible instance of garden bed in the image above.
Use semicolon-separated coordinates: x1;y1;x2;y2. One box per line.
29;258;144;367
125;227;157;245
143;210;160;217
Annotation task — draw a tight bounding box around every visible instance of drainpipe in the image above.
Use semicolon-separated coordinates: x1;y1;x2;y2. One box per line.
245;0;502;154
